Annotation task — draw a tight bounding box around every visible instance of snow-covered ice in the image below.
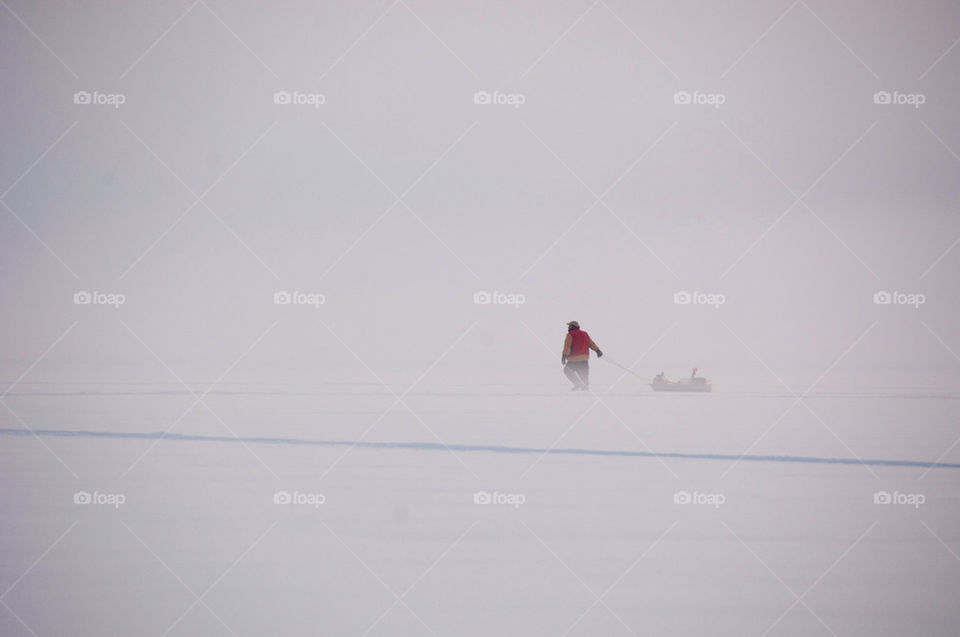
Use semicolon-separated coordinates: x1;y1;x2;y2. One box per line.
2;371;959;636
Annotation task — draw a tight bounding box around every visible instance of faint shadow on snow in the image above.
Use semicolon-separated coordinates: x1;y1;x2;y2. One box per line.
2;428;958;470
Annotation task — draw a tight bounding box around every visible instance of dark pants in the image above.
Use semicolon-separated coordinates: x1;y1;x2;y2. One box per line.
564;360;589;389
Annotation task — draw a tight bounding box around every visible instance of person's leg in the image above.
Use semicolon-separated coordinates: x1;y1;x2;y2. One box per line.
580;362;589;390
564;361;588;389
563;362;581;388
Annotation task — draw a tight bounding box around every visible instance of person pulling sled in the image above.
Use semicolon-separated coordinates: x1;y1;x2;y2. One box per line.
561;321;602;390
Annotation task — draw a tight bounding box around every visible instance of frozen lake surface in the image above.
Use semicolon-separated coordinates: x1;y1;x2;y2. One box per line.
2;376;959;636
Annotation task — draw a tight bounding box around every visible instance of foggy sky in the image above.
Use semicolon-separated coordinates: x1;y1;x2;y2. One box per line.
2;0;958;388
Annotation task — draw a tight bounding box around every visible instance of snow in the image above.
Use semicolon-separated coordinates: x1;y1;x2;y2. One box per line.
2;374;959;636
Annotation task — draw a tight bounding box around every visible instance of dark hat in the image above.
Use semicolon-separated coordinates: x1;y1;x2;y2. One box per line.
566;321;580;329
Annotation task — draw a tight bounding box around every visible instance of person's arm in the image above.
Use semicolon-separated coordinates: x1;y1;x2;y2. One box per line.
589;338;602;357
562;333;572;363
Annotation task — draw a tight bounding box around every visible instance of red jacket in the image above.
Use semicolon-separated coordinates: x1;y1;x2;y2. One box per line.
569;329;590;356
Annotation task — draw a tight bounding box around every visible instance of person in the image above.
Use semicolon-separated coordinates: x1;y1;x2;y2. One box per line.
561;321;602;390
